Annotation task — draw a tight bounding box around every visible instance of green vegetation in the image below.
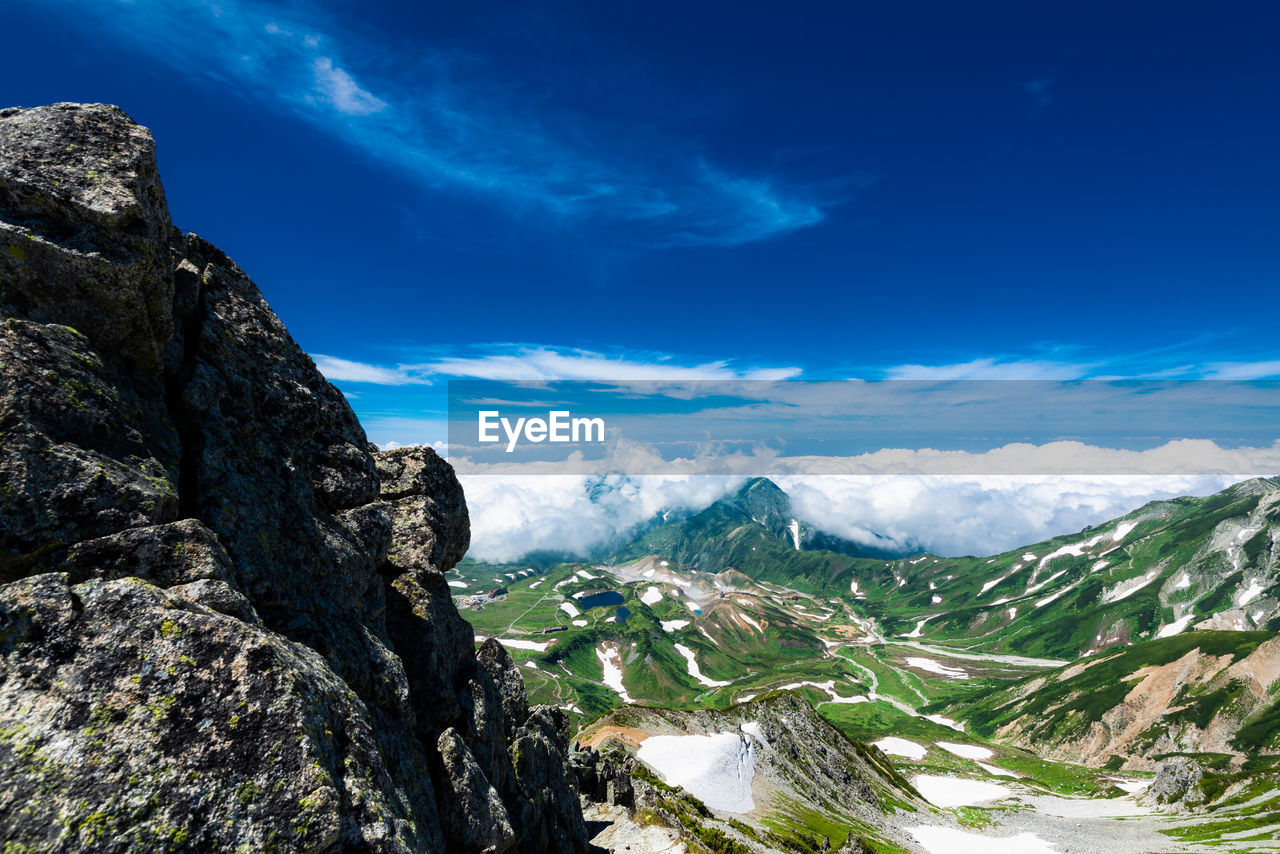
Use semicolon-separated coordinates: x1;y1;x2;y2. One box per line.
1233;693;1280;751
946;631;1274;748
459;478;1280;850
1161;757;1280;844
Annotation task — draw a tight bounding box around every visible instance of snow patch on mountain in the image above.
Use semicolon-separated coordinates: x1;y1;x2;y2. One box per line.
637;732;756;813
675;643;731;687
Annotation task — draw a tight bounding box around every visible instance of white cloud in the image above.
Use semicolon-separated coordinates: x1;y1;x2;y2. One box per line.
660;161;827;247
51;0;831;247
460;474;740;562
449;435;1280;478
458;471;1258;563
1203;361;1280;380
781;474;1248;558
409;346;801;382
312;57;386;116
359;416;448;449
884;357;1094;381
312;355;431;385
882;353;1280;382
312;345;799;386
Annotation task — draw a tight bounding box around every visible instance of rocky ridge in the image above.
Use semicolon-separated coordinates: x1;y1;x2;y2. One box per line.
0;103;585;852
575;692;923;854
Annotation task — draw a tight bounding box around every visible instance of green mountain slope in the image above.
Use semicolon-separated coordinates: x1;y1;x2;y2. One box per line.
614;478;904;593
853;478;1280;660
935;630;1280;769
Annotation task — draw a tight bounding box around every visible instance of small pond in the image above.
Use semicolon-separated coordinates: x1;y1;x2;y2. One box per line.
577;590;625;609
614;606;631;625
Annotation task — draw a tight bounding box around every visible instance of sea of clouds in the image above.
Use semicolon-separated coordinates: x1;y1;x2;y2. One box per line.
459;472;1250;563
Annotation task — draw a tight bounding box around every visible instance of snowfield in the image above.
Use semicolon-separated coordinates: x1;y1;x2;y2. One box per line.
559;602;580;618
976;762;1020;777
980;573;1010;594
925;714;965;731
482;637;549;651
640;586;663;606
912;775;1011;807
1102;570;1159;604
1112;521;1138;541
909;826;1054;854
905;657;969;679
775;680;865;705
937;742;993;760
1155;614;1194;639
659;619;690;632
674;643;732;687
904;618;931;638
597;645;633;703
637;733;756;813
872;737;926;760
1237;579;1265;607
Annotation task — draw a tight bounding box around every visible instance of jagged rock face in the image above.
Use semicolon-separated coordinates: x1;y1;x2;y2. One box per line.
1143;757;1206;808
0;103;585;853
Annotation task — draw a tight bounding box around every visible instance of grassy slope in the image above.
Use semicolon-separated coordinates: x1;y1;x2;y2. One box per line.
852;482;1278;661
937;631;1278;753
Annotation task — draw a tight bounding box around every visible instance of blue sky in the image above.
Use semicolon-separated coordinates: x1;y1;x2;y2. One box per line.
6;0;1279;448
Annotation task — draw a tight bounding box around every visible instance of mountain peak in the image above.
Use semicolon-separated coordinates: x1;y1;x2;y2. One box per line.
734;476;787;500
1231;476;1280;496
731;477;791;513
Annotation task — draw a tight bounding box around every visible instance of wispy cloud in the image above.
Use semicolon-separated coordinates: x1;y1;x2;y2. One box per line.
48;0;834;247
1202;360;1280;381
883;357;1094;380
882;352;1280;382
311;355;432;385
659;162;827;247
310;57;386;116
314;344;801;384
408;346;802;382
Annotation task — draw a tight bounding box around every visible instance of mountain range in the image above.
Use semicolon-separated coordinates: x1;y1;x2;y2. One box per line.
458;473;1280;850
6;103;1280;854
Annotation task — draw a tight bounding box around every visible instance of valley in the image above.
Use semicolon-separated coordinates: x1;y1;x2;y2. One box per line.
458;476;1280;852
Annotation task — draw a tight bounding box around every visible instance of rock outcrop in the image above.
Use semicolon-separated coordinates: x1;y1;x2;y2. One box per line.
1142;757;1206;808
0;103;586;853
575;692;923;854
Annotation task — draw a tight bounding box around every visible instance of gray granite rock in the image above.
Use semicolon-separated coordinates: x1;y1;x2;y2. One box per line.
0;103;585;853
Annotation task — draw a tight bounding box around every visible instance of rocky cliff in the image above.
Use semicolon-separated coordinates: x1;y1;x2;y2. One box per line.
0;103;586;853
